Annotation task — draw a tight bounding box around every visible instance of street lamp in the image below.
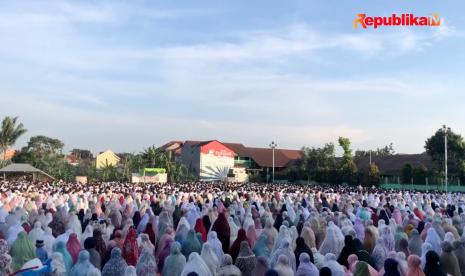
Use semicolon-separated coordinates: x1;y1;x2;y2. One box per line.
443;125;448;193
269;141;277;183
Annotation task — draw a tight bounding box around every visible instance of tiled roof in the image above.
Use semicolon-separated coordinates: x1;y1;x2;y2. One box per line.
354;153;434;174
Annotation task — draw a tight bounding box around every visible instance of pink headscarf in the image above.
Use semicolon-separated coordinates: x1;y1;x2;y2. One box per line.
246;225;257;248
392;209;402;225
407;255;425;276
66;233;81;264
420;223;432;241
217;201;225;214
348;254;359;273
156;228;175;257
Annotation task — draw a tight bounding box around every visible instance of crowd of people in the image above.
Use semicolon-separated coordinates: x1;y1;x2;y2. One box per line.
1;179;465;276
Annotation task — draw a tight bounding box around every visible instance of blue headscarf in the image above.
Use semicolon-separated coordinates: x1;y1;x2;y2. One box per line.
70;250;97;276
252;234;270;258
102;247;127;276
54;241;73;274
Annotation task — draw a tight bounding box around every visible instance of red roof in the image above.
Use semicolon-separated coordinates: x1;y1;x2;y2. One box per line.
354;153;433;175
280;149;302;160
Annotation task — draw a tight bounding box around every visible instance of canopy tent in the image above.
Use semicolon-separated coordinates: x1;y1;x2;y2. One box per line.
0;163;55;181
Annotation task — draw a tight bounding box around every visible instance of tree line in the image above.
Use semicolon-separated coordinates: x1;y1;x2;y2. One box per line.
0;116;192;182
0;115;463;185
284;137;381;186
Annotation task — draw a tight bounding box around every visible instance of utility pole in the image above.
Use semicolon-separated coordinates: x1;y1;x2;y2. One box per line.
443;125;448;193
269;141;277;183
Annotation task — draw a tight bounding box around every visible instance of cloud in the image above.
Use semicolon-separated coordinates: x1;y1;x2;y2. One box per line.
0;92;367;153
0;2;461;154
137;23;454;62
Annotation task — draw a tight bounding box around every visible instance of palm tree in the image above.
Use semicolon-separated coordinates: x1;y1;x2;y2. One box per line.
120;153;143;182
0;116;27;160
141;146;190;182
169;161;188;182
141;145;169;168
141;146;159;167
100;160;120;182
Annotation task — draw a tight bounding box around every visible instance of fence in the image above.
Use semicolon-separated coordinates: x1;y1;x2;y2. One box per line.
380;183;465;192
381;175;464;186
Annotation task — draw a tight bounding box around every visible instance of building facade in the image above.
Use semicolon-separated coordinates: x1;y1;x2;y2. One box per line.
173;140;301;182
95;150;120;169
180;140;235;181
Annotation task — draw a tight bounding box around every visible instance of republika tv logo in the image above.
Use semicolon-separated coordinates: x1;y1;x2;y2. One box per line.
354;13;441;29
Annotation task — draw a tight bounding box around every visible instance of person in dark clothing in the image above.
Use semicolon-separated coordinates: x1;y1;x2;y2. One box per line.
357;250;377;270
379;209;390;226
337;235;358;268
320;267;332;276
384;258;401;276
202;215;211;233
353;238;364;251
295;237;314;267
424;251;446;276
273;214;283;231
132;211;141;229
211;212;231;254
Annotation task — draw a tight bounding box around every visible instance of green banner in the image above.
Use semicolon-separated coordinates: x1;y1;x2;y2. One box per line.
143;168;166;174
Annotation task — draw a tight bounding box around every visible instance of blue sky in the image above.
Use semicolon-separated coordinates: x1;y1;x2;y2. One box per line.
1;0;464;154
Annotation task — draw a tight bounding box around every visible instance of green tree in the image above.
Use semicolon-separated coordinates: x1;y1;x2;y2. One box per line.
367;162;380;186
401;163;413;184
86;165;99;183
413;164;428;184
297;143;337;183
0;160;11;169
0;116;27;159
141;146;165;167
338;137;358;185
71;149;93;160
377;143;395;156
169;161;188;182
13;135;72;180
118;153;144;182
99;160;121;182
425;126;465;178
140;146;191;182
355;143;395;157
338;137;353;164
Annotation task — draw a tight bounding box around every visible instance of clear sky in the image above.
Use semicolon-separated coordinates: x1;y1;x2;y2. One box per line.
1;0;464;154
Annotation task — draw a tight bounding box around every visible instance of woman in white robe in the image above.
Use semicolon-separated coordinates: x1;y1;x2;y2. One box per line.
323;253;345;276
206;231;224;264
28;221;45;245
319;222;344;257
229;216;240;244
425;228;442;255
67;214;82;241
181;252;213;276
201;243;220;276
274;255;294;276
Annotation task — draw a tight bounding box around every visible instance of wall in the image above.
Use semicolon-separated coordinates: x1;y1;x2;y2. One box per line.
132;173;167;183
180;143;201;177
96;150;120;169
199;141;235;181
